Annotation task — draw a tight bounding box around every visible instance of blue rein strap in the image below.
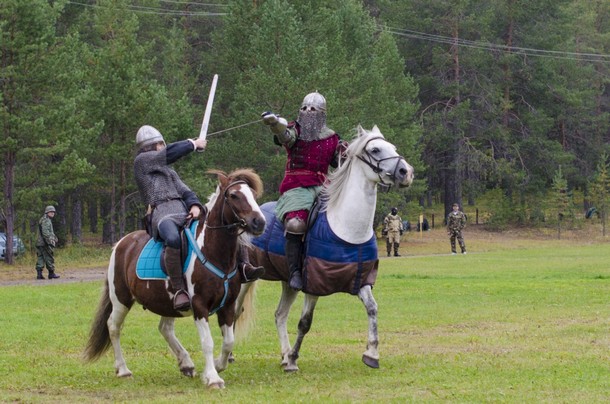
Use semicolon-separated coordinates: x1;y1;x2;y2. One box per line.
184;222;238;315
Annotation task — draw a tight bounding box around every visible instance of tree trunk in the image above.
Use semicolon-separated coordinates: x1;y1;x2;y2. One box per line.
88;194;98;234
2;150;16;264
502;1;515;128
444;19;463;219
56;196;67;247
71;188;82;244
101;194;113;245
119;160;126;239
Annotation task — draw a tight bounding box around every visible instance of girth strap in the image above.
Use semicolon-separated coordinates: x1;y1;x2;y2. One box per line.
184;223;237;315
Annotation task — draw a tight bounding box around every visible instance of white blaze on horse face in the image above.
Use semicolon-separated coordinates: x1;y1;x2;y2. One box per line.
237;183;264;218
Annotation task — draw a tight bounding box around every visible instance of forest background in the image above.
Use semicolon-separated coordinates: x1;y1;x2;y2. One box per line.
1;0;609;263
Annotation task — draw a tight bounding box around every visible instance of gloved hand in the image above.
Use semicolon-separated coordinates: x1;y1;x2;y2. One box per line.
261;111;287;135
190;138;207;151
400;230;403;236
262;111;278;125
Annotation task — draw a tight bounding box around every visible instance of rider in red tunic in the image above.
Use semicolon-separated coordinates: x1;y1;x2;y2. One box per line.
262;92;347;290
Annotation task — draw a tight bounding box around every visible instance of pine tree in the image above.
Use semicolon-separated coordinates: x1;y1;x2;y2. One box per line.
590;154;610;236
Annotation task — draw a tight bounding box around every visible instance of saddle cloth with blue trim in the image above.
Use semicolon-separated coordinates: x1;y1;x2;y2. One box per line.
252;202;379;296
135;221;198;280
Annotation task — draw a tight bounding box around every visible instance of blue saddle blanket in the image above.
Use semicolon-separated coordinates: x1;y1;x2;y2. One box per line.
136;221;198;280
252;202;377;263
252;202;379;296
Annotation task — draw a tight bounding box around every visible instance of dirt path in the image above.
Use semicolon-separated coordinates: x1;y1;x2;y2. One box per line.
0;266;107;286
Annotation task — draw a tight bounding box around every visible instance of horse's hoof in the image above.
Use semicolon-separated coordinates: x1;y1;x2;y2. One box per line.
117;371;133;378
283;364;299;373
208;381;225;389
362;355;379;369
228;352;235;363
180;367;195;377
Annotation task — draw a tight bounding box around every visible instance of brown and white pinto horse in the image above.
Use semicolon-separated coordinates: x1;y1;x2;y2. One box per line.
84;169;265;389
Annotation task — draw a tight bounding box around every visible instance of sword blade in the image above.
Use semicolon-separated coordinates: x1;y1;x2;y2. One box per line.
199;74;218;140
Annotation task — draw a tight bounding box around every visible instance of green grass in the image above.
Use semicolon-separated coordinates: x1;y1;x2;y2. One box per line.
1;243;609;402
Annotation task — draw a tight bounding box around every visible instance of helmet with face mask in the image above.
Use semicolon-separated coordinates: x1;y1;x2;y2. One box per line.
297;92;328;141
391;207;398;215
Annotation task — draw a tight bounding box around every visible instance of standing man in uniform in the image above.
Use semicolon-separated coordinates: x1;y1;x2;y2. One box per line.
447;202;467;255
383;207;404;257
36;205;60;280
262;92;347;291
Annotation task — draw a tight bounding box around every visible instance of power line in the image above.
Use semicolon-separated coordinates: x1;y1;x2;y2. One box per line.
157;0;228;6
65;1;227;17
380;25;610;64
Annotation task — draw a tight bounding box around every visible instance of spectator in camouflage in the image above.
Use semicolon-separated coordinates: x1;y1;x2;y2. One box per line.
447;203;467;255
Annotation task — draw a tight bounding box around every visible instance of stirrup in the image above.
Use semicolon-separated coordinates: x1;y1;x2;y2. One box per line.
173;290;191;311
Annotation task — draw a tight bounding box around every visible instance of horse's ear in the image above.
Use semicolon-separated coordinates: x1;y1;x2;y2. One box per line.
357;125;366;137
372;125;380;133
217;172;229;188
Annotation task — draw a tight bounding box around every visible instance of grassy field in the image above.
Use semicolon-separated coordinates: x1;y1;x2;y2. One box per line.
0;226;609;402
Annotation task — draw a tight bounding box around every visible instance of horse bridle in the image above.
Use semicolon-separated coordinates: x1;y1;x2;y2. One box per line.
357;136;407;192
204;180;251;233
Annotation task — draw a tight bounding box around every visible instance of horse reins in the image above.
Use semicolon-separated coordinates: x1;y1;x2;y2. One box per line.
183;179;252;315
203;180;250;234
356;136;406;191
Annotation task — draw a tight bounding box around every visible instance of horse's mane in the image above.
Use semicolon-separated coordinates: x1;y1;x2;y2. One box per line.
320;127;384;212
206;168;264;200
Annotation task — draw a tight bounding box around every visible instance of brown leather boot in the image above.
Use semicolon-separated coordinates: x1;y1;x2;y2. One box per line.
238;245;264;283
164;247;190;311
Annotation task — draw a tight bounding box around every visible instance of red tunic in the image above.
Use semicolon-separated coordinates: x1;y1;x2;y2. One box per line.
279;132;340;194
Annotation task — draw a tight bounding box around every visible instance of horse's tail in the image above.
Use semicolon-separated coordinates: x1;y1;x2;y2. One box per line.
234;282;257;341
83;279;112;362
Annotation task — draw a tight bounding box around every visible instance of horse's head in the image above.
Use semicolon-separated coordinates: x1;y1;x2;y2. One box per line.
353;125;414;191
206;169;266;236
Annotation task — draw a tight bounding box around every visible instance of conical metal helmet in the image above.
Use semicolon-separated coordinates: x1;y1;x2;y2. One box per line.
300;92;327;112
136;125;165;150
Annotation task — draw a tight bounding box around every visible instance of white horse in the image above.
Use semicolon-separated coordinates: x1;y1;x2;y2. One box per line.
235;125;414;371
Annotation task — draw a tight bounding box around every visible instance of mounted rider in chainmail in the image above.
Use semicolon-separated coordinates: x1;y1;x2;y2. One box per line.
262;92;348;291
133;126;264;311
